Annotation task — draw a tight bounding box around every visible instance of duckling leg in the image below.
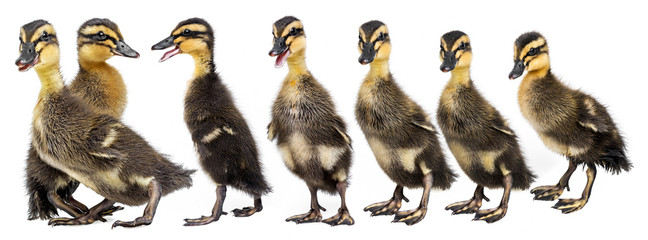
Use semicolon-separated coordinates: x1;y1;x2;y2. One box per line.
392;173;432;225
112;179;162;228
286;184;324;224
232;196;263;217
473;174;512;223
184;185;228;226
445;185;490;215
48;198;117;226
47;190;86;218
552;164;596;214
322;181;355;226
531;160;577;201
364;185;408;216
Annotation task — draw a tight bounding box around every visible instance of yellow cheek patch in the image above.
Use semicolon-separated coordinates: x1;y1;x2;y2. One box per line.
172;24;208;35
281;21;304;37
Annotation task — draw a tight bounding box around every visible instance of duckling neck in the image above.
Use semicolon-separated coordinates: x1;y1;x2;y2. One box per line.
190;51;215;78
367;59;390;79
449;66;471;86
35;63;64;97
287;50;309;76
524;66;550;81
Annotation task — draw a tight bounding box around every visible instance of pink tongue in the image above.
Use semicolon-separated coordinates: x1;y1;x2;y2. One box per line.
274;50;290;68
160;46;180;62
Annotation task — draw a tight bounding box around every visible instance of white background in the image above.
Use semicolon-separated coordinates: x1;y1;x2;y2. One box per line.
1;0;645;239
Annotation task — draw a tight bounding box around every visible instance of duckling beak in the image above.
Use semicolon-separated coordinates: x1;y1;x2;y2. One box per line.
15;42;39;72
269;37;289;68
152;36;180;62
112;40;140;58
509;60;525;80
440;52;457;72
358;42;375;65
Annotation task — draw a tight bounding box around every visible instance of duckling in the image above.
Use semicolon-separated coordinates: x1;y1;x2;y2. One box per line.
16;20;195;228
267;16;354;226
356;21;456;225
437;31;535;223
151;17;271;226
26;18;138;221
509;32;631;213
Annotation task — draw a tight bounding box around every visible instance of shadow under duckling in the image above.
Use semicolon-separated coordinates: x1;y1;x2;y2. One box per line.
356;20;456;225
16;20;194;228
152;17;271;226
437;31;535;223
25;18;138;221
267;16;354;226
509;32;631;214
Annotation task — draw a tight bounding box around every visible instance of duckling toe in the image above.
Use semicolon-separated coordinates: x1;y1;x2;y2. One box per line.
392;207;427;225
552;198;588;214
445;198;482;215
531;185;565;201
322;208;354;226
232;206;261;217
285;209;322;224
183;211;227;226
473;206;508;223
112;216;153;228
364;198;402;216
48;214;104;226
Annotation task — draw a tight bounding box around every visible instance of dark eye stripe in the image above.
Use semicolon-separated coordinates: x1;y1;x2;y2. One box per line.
174;31;208;39
81;33;118;44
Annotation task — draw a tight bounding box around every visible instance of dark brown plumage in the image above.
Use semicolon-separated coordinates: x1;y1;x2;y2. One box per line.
152;17;271;226
268;16;354;226
438;31;535;223
17;20;194;228
25;18;138;221
356;21;456;225
510;32;630;214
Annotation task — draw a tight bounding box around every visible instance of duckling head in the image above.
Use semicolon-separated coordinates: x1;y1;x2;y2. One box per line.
16;20;59;72
151;17;214;62
358;20;391;65
509;31;550;80
269;16;306;68
439;30;472;72
77;18;139;63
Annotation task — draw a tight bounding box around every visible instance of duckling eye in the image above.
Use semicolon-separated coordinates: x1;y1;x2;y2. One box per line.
359;34;363;42
528;47;539;56
289;27;298;36
440;44;444;51
458;42;467;50
40;32;51;42
377;32;386;41
182;29;192;37
95;31;107;41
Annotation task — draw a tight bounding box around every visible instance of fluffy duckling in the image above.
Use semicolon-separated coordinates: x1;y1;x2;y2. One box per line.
26;18;138;221
268;16;354;226
356;21;456;225
510;32;631;213
152;17;271;226
16;20;194;228
437;31;535;223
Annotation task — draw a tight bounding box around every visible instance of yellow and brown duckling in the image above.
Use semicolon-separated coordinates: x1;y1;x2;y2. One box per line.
25;18;138;221
16;20;194;228
510;32;631;213
437;31;535;223
356;21;456;225
152;17;271;226
268;16;354;226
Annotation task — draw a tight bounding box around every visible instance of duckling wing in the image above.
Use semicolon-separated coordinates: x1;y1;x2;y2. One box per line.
87;119;126;160
410;111;436;134
490;115;515;136
577;96;609;133
267;122;276;141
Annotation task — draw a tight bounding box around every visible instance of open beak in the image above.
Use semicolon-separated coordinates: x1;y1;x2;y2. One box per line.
358;42;376;65
269;37;290;68
15;42;39;72
112;40;139;58
151;36;180;62
440;51;457;72
508;60;525;80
